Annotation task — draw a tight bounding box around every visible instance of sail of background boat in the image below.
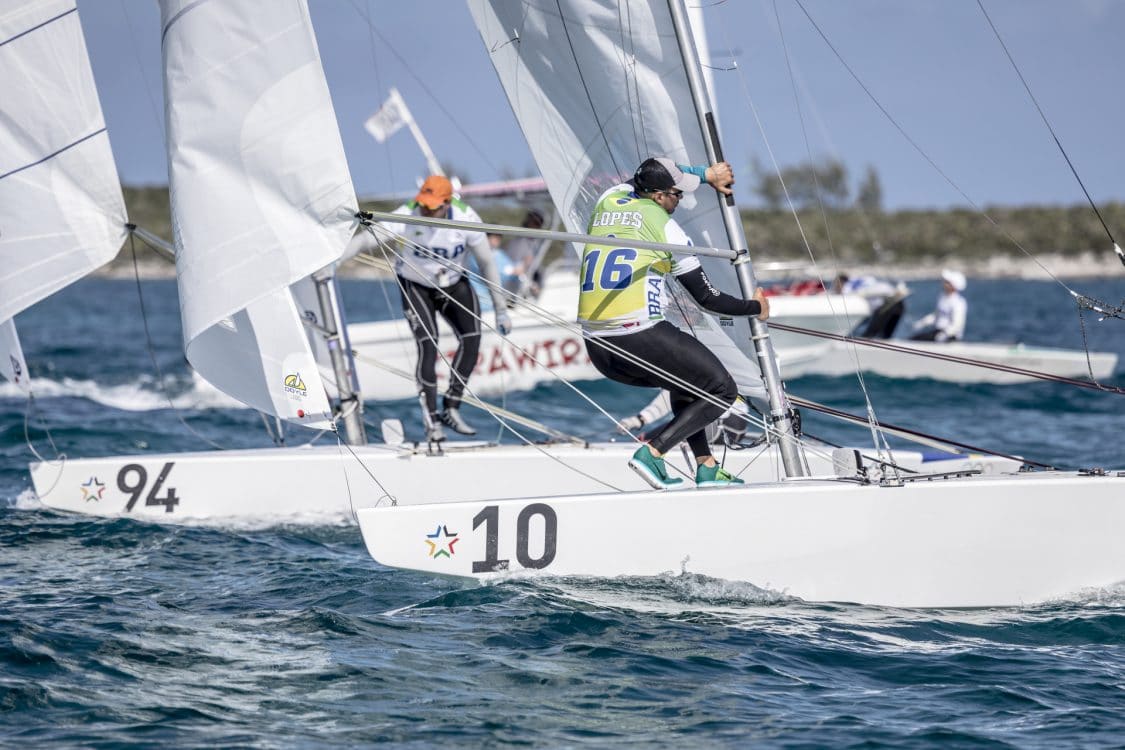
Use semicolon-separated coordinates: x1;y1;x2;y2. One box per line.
0;0;127;394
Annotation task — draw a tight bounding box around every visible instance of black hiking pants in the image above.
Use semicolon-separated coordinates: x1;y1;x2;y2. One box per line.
587;321;737;457
399;276;481;415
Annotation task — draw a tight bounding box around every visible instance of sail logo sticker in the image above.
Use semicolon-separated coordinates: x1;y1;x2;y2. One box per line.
80;476;105;503
425;524;459;559
9;355;22;383
283;372;308;399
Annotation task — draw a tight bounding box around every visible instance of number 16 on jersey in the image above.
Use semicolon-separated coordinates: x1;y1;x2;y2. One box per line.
581;248;637;292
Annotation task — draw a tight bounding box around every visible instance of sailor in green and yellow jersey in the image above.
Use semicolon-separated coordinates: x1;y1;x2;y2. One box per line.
578;157;769;489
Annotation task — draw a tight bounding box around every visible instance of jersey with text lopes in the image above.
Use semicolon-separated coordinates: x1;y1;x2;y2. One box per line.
384;198;489;288
577;184;701;336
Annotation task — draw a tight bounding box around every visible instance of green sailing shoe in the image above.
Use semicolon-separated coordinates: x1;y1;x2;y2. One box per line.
695;463;745;488
628;446;685;490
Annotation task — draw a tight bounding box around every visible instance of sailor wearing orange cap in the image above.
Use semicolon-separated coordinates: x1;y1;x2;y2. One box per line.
380;175;511;442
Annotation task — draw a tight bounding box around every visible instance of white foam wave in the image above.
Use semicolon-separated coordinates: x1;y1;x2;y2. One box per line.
1051;582;1125;608
521;572;793;621
0;374;243;411
11;488;42;510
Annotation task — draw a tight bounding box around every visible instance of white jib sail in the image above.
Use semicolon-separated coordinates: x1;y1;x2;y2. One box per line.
0;320;29;394
0;1;128;390
160;0;358;428
467;0;764;397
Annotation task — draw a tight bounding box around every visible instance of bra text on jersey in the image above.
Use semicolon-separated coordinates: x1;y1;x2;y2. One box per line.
647;276;662;317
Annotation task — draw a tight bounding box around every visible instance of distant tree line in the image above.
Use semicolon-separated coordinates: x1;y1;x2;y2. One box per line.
108;185;1125;273
751;157;882;213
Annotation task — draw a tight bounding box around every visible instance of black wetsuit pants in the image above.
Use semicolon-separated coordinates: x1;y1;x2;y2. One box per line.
586;321;738;457
398;275;481;415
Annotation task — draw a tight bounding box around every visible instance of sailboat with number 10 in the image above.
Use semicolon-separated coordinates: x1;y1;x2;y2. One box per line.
352;0;1125;608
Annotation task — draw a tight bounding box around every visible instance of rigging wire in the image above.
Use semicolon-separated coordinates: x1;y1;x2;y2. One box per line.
127;231;227;451
117;0;165;147
783;0;1124;390
369;214;1072;469
354;0;396;190
789;0;1119;304
765;321;1125;395
975;0;1121;265
345;1;504;177
789;395;1052;470
767;0;898;471
552;0;624;177
23;392;62;464
372;221;843;453
333;426;398;510
361;222;781;474
362;220;909;476
24;392;68;498
360;221;630;490
616;1;648;165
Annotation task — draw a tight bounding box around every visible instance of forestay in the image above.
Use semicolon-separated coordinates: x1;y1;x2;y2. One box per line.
159;0;357;428
467;0;764;397
0;0;127;391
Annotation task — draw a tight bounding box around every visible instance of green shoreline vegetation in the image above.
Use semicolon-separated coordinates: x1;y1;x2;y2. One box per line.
112;185;1125;279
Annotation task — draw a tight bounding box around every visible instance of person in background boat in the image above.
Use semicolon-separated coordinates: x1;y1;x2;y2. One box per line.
502;209;546;298
470;233;519;308
580;156;769;489
910;269;967;342
382;175;512;442
832;273;909;339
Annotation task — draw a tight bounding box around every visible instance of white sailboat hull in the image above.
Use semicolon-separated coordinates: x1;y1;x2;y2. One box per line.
29;441;1017;525
356;471;1125;608
780;339;1118;383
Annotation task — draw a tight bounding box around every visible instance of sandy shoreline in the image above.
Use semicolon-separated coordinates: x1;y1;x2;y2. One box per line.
97;250;1122;282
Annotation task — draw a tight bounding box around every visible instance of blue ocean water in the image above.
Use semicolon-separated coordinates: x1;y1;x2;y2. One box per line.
2;276;1123;747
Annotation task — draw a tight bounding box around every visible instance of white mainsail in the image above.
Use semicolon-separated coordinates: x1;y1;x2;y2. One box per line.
0;0;127;392
467;0;764;396
159;0;357;428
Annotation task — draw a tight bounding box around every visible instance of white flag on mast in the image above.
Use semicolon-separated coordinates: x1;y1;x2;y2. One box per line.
364;88;411;143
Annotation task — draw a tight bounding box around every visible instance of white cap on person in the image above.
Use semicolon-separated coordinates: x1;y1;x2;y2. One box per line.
941;269;966;292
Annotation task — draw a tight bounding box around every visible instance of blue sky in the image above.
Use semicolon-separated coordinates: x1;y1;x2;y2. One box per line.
78;0;1124;211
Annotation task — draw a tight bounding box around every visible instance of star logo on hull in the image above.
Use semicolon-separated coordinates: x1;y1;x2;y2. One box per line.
425;525;459;558
80;477;105;502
